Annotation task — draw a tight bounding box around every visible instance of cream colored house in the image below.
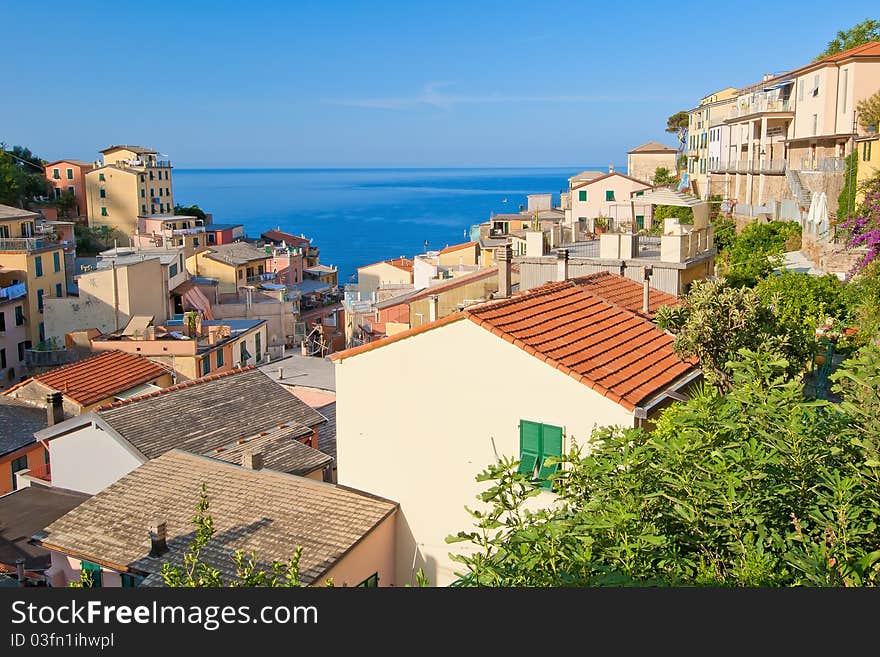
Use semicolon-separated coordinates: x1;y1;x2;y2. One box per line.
187;242;271;294
85;145;174;237
332;273;698;586
566;169;653;233
626;142;678;185
686;87;738;199
356;258;414;294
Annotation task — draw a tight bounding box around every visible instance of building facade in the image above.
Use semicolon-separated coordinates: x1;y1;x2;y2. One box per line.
44;160;94;218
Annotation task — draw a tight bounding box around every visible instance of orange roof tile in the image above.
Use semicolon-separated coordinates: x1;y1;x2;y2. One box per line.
384;257;414;273
466;280;695;410
815;40;880;63
571;271;680;318
334;274;696;410
438;241;477;255
95;365;255;411
5;351;168;407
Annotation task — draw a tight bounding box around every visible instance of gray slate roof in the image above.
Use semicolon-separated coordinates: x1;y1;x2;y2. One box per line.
96;368;327;459
211;425;332;476
315;402;336;463
0;398;46;458
0;204;39;221
0;486;89;570
203;242;268;266
34;450;397;585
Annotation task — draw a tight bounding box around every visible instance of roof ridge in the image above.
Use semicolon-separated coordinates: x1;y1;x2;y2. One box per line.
96;365;257;411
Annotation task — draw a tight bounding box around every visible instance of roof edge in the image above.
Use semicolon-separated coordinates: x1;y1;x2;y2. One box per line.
331;313;466;362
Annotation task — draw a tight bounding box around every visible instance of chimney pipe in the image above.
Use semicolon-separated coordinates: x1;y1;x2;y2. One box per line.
556;249;569;282
46;392;64;426
16;558;25;586
643;266;653;315
495;244;512;299
242;449;264;471
148;520;168;557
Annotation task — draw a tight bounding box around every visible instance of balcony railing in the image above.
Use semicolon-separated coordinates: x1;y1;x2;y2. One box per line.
168;226;206;236
709;159;787;174
799;157;847;172
247;273;277;284
0;237;48;252
730;98;792;118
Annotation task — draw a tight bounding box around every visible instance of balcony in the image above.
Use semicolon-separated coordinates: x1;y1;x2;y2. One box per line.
167;226;206;236
0;282;26;302
0;237;49;252
709;159;787;175
247;273;277;284
798;157;847;172
729;97;792;120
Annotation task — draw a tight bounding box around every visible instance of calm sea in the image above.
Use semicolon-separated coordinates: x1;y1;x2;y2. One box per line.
173;167;602;282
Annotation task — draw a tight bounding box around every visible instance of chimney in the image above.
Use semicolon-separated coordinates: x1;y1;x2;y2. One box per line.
46;392;64;426
495;244;512;299
242;449;264;471
15;558;25;586
556;249;569;282
428;295;439;322
609;164;615;173
148;520;168;557
642;265;653;315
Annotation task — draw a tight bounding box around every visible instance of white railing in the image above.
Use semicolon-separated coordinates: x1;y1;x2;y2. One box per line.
799;157;847;172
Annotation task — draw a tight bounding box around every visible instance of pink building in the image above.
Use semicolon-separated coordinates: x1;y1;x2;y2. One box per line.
268;244;305;285
44;160;94;218
204;223;244;246
567;169;654;233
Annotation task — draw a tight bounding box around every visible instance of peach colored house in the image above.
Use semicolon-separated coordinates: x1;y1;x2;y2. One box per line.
567;169;654;232
44;160;94;218
34;449;397;588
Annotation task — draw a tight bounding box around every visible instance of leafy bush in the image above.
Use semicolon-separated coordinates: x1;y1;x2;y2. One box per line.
723;220;801;287
755;271;850;338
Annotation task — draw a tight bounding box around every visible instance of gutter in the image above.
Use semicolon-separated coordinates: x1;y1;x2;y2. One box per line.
632;368;703;420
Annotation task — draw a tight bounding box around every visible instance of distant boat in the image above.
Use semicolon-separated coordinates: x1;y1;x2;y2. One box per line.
502;197;508;203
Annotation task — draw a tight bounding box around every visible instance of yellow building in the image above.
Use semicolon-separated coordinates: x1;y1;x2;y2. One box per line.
187;242;271;294
0;205;67;346
84;145;174;237
855;133;879;205
686;87;738;198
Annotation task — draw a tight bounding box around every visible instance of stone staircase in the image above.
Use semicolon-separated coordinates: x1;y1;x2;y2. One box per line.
784;165;812;209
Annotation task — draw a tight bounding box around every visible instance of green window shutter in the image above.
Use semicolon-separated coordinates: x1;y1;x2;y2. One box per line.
636;215;645;229
518;420;542;475
537;424;563;488
81;561;103;587
578;190;587;202
605;190;615;201
98;173;105;182
34;256;43;277
53;251;61;272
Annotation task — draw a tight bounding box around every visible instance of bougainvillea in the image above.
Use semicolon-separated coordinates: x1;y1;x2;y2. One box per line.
840;174;880;273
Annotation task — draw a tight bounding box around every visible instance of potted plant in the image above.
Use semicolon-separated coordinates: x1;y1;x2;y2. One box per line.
593;216;608;235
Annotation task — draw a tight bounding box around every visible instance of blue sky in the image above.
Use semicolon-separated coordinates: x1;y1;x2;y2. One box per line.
3;1;877;167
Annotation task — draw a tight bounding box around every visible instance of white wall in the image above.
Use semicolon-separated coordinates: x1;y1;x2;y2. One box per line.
335;318;633;586
50;424;144;494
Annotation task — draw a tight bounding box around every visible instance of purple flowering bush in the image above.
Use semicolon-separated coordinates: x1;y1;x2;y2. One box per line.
840;174;880;273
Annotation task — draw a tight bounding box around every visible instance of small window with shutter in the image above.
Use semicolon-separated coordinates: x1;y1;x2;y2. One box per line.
518;420;564;490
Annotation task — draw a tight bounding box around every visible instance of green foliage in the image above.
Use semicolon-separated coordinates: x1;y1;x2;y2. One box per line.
0;144;49;207
174;203;207;221
161;484;314;587
816;19;880;59
722;220;801;287
451;349;880;586
69;569;94;588
756;271;851;339
654;203;693;224
838;152;859;220
846;262;880;340
713;217;737;253
55;190;77;219
857;90;880;132
656;278;812;392
74;225;125;256
652;167;677;188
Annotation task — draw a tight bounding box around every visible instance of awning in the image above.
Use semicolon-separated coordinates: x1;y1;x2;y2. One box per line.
182;286;214;321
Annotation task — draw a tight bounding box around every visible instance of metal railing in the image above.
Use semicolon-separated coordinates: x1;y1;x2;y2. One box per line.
709;159;787;174
730;98;792;118
799;157;847;172
0;237;48;252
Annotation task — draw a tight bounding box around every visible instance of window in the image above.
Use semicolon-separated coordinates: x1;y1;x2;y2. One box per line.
240;341;250;366
357;573;379;587
636;215;645;229
10;455;29;491
238;269;243;280
67;185;74;195
141;204;147;214
140;188;145;198
66;168;73;180
37;289;44;313
150;188;155;198
121;573;143;588
159;187;163;196
798;79;804;101
812;114;818;136
169;263;179;278
34;256;43;277
635;190;644;197
55;283;63;298
255;332;261;361
53;251;61;272
17;341;26;362
179;254;184;271
193;237;199;247
518;420;563;490
246;267;254;279
99;188;106;198
98;173;105;182
52;168;60;180
864;140;873;162
201;357;210;376
0;311;4;332
101;207;108;216
149;171;154;180
208;233;216;244
151;205;155;214
0;348;5;369
216;348;224;368
140;174;145;182
0;225;7;238
38;321;44;342
688;159;695;173
841;69;848;112
578;190;587;202
80;561;103;587
15;306;23;326
165;187;170;197
812;74;820;96
605;190;615;201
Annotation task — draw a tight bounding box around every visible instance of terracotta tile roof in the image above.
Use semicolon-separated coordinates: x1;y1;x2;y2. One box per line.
438;241;477;254
3;351;168;408
33;450;397;586
261;229;310;246
335;275;696;410
384;257;413;273
570;171;653;191
627;141;678;154
571;271;679;318
815;40;880;63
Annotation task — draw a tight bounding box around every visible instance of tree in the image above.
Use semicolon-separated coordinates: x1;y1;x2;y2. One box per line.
0;144;49;208
161;484;316;587
652;167;677;188
755;270;851;339
838;152;859;220
55;189;77;219
816;19;880;59
655;278;812;392
449;348;880;587
174;203;207;221
720;220;801;287
856;89;880;132
665;111;689;158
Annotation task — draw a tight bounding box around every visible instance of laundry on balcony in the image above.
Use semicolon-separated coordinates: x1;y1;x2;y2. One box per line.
0;282;26;300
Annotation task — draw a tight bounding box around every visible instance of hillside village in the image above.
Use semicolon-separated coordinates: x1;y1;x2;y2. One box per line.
1;37;880;588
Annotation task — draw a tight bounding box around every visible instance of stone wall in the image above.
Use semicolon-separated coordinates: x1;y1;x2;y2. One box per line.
799;171;845;217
